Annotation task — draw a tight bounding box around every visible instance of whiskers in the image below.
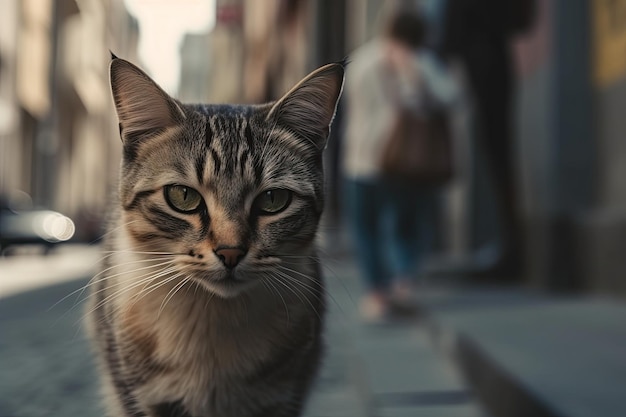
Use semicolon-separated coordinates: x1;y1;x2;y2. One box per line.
51;238;352;341
257;254;350;323
270;251;354;306
51;245;193;331
156;266;196;318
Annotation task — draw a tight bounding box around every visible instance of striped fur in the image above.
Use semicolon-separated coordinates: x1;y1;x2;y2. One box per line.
87;58;344;417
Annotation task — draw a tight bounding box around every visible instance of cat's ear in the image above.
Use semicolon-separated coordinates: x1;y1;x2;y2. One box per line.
109;57;185;146
267;62;345;150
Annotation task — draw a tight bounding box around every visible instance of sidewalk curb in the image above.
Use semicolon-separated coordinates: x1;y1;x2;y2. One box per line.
416;300;561;417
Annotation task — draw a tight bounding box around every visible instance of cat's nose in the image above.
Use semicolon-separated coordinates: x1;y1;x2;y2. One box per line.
214;246;247;269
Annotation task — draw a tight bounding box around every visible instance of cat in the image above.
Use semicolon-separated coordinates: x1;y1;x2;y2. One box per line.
86;55;344;417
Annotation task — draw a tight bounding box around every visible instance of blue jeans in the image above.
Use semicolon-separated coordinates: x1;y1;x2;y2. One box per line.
345;178;438;292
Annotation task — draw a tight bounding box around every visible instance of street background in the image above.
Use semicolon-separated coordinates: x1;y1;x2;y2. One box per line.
1;0;626;416
1;244;490;417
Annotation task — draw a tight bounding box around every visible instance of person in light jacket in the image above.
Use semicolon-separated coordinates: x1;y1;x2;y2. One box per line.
343;5;458;321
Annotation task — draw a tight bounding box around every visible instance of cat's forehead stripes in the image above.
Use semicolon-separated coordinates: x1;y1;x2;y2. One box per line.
200;110;262;185
192;116;213;186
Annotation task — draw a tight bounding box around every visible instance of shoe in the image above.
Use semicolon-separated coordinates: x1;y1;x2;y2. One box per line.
389;280;418;318
359;293;388;323
391;279;413;303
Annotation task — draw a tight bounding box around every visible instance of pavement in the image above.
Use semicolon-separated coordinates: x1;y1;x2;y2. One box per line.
413;286;626;417
0;245;102;299
302;257;488;417
4;243;624;417
0;244;487;417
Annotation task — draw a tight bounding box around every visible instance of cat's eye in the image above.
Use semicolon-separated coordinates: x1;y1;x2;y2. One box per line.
164;185;203;213
253;189;292;215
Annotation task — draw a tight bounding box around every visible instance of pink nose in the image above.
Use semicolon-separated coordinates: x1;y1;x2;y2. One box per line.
214;247;247;269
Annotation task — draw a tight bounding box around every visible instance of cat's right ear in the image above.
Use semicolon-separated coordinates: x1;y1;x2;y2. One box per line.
266;62;344;151
109;57;185;146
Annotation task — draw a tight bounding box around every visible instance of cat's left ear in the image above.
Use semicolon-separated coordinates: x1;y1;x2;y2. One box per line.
110;56;185;148
267;62;345;151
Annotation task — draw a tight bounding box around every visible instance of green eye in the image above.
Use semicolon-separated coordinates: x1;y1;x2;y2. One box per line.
164;185;203;213
253;189;292;215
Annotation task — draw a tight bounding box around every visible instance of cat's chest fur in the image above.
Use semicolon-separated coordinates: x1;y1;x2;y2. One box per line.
114;256;318;415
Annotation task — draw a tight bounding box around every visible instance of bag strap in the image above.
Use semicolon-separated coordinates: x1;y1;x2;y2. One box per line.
379;51;434;114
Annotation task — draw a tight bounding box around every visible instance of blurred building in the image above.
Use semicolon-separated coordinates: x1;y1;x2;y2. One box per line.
0;0;138;241
0;0;22;198
4;0;625;297
179;32;213;103
514;0;626;295
325;0;626;297
338;0;626;297
179;0;320;104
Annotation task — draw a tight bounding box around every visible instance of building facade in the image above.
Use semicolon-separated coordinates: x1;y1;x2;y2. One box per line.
0;0;138;241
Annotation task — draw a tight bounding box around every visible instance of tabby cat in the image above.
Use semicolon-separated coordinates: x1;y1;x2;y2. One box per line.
87;55;344;417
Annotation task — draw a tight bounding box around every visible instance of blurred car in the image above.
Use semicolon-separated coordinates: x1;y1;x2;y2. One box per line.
0;197;75;254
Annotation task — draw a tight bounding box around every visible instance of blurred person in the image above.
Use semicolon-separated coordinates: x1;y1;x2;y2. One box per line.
343;6;458;322
435;0;537;281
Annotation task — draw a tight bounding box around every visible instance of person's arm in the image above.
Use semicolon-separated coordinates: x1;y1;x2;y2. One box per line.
419;51;460;107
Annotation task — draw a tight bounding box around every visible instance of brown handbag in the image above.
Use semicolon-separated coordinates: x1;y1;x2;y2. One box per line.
380;106;453;185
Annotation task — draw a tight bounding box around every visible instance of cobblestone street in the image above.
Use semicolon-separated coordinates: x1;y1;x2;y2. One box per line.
0;247;485;417
0;278;100;416
4;244;624;417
